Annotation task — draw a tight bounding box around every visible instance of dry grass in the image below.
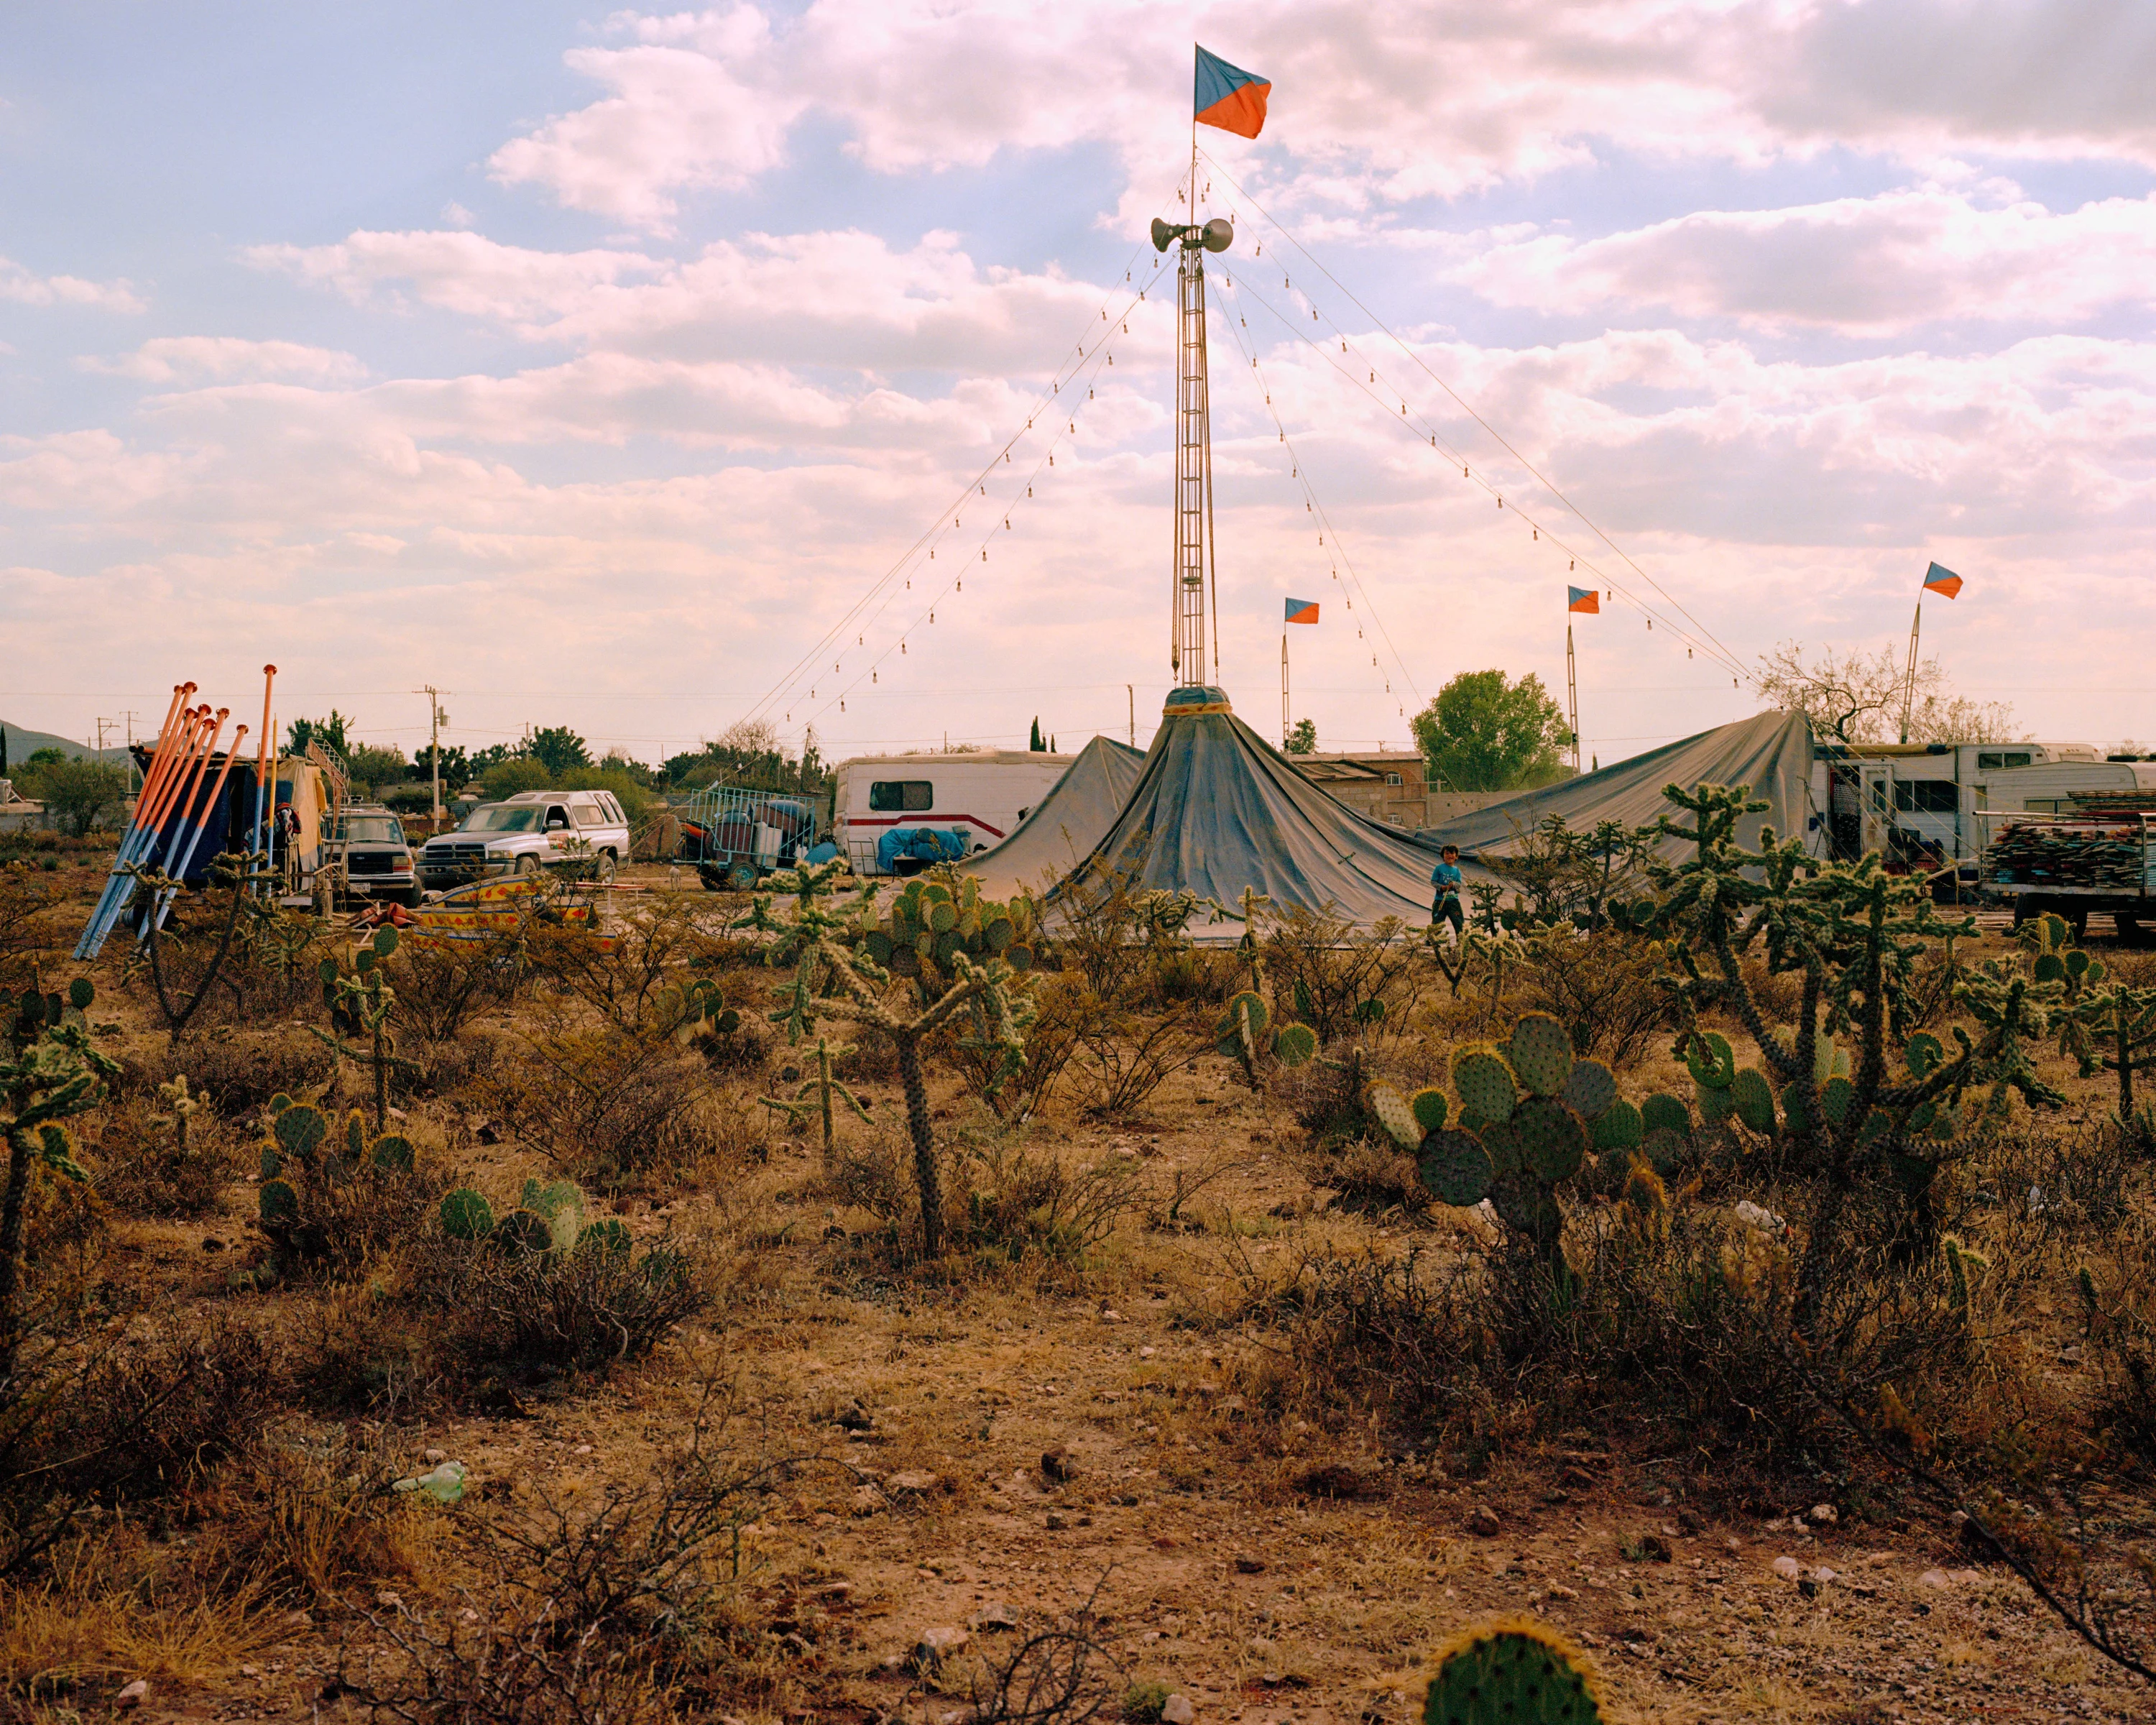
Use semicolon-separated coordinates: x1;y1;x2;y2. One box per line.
4;870;2153;1724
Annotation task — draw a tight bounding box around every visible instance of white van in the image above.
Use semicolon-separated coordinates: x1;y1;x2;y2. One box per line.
832;751;1077;875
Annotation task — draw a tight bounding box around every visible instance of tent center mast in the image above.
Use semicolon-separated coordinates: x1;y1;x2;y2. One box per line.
1152;211;1234;690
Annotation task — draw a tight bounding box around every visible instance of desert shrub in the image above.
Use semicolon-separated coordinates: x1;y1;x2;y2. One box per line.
952;968;1082;1121
208;1430;442;1603
403;1029;500;1100
0;1310;283;1576
1309;1136;1424;1217
410;1225;715;1383
952;1137;1144;1269
1516;926;1672;1069
1072;1001;1206;1120
0;864;54;986
138;1031;332;1121
483;1024;723;1186
1256;1200;1995;1485
390;934;522;1043
528;903;699;1030
87;1084;244;1218
292;1277;428;1413
336;1407;804;1725
1256;906;1423;1042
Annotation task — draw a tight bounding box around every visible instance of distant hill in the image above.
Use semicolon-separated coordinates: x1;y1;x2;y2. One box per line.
0;721;132;768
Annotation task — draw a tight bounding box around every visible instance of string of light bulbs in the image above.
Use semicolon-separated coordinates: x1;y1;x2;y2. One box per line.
1198;148;1748;685
783;256;1171;732
739;216;1183;736
1208;267;1421;717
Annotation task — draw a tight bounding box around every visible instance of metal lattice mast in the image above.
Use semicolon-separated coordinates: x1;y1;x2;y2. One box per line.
1174;236;1212;684
1154;201;1233;686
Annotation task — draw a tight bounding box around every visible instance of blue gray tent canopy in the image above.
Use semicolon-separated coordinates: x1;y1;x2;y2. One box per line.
1023;687;1444;938
1415;710;1819;865
960;734;1146;901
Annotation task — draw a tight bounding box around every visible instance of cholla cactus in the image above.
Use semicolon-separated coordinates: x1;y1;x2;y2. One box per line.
739;858;1030;1257
156;1072;206;1161
760;1036;872;1159
311;926;414;1131
2;976;113;1376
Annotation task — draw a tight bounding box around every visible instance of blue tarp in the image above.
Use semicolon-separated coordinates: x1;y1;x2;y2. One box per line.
876;827;972;873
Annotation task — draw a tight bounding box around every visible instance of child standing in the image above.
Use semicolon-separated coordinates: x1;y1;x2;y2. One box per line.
1430;844;1465;947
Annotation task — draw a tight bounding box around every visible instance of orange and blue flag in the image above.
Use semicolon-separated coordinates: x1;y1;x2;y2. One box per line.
1195;45;1270;139
1922;561;1963;599
1285;597;1319;624
1567;586;1599;615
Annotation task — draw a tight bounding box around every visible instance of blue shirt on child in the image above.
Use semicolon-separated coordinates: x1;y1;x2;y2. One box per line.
1429;860;1463;896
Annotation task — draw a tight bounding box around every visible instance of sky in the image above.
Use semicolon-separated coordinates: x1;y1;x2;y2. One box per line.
4;1;2154;769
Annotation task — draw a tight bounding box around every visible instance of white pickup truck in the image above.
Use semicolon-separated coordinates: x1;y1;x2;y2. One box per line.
415;788;630;893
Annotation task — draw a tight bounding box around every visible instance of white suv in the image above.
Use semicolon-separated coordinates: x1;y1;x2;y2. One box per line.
416;788;631;893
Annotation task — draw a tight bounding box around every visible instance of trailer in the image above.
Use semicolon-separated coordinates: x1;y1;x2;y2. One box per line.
831;750;1077;876
676;786;827;891
1811;742;2156;870
1979;811;2156;942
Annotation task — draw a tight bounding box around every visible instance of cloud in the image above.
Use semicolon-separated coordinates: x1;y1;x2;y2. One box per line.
244;230;666;329
0;255;144;313
82;336;367;385
256;225;1156;372
1450;189;2156;334
488;6;803;232
481;2;2156;236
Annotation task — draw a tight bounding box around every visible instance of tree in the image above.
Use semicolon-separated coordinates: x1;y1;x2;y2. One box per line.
1753;641;2022;745
528;727;590;775
34;761;129;837
1286;718;1317;755
413;743;470;792
1411;670;1570;791
287;712;351;757
344;743;407;796
480;759;552;801
1029;717;1046;752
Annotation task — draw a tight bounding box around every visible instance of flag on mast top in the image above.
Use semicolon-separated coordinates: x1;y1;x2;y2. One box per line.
1567;585;1600;614
1285;597;1319;624
1922;561;1964;599
1194;45;1271;138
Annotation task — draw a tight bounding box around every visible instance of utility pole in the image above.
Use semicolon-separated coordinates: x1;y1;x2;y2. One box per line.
418;686;450;822
1128;684;1135;747
119;710;139;791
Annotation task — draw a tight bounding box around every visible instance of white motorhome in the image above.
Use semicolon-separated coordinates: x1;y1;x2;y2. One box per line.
1811;742;2156;867
832;750;1079;875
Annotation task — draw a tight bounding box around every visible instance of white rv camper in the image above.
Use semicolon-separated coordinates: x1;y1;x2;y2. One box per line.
1811;742;2156;868
832;750;1080;875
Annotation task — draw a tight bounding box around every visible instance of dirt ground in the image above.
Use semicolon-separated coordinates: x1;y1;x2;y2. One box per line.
9;857;2154;1724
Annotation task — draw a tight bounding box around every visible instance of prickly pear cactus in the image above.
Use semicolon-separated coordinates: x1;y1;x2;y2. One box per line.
1506;1013;1574;1098
254;1105;425;1270
1641;1093;1690;1138
1274;1023;1318;1067
1422;1616;1606;1724
1730;1067;1777;1134
440;1187;494;1240
1410;1087;1450;1133
1368;1082;1422;1151
1418;1131;1494;1208
1452;1046;1519;1125
1590;1098;1641;1153
1558;1059;1616;1121
1684;1030;1736;1091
